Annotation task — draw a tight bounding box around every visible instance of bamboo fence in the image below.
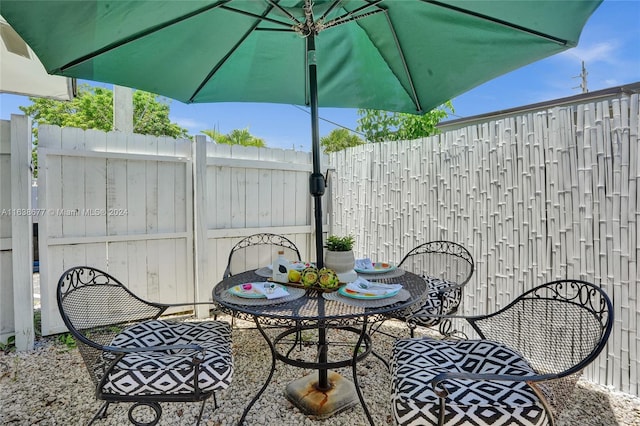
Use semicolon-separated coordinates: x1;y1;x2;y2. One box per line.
329;92;639;396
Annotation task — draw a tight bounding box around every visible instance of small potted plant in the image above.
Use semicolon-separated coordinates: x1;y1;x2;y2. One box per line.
324;235;357;282
325;235;355;252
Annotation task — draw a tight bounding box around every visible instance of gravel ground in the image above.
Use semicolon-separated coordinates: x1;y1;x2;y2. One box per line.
1;317;639;426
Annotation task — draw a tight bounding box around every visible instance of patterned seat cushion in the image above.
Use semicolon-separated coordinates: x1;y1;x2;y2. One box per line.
392;338;548;426
101;320;233;396
406;276;462;327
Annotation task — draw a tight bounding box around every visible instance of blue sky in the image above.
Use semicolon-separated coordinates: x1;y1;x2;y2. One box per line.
1;0;638;152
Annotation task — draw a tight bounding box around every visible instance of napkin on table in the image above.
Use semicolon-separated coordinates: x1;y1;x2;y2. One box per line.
355;258;374;270
345;277;402;296
253;283;289;299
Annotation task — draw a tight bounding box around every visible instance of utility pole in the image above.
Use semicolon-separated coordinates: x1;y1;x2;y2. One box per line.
572;61;588;93
113;85;134;132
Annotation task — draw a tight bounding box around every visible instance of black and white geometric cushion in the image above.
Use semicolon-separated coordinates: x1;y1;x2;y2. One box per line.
392;338;548;426
409;276;462;327
101;320;233;396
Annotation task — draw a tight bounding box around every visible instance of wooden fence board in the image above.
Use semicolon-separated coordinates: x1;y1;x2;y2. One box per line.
0;120;11;341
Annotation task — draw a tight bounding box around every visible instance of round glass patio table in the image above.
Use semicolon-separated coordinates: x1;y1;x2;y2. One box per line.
212;269;429;425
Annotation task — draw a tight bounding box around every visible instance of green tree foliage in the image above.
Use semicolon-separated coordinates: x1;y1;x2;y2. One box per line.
320;128;365;153
20;85;189;175
20;85;189;138
356;102;454;143
201;128;266;147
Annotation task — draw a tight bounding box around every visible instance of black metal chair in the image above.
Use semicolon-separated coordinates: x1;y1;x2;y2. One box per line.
396;240;474;337
219;233;302;329
223;233;301;278
57;266;233;426
391;279;613;426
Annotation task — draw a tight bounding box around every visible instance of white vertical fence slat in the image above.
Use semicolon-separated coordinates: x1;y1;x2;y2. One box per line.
628;93;639;395
193;135;209;318
0;116;34;350
329;93;640;397
10;115;34;351
0;119;14;344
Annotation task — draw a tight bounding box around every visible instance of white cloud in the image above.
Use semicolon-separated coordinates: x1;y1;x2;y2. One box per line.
173;117;207;132
561;41;618;64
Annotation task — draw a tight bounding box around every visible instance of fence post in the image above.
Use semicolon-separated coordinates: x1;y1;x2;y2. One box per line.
192;135;209;317
11;114;34;351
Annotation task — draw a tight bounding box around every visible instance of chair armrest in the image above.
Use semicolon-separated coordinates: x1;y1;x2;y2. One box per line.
407;313;477;324
430;371;560;398
102;343;205;355
433;281;465;294
157;301;216;309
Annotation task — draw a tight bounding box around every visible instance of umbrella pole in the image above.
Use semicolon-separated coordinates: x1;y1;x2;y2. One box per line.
307;34;331;391
307;35;325;271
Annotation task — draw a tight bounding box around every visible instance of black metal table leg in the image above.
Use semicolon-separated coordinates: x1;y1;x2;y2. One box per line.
212;269;430;425
238;317;277;425
352;317;375;425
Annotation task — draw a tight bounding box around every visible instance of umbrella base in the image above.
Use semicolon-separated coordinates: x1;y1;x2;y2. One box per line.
285;371;358;418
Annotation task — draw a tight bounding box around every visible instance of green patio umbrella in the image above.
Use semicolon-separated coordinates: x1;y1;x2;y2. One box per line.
0;0;602;270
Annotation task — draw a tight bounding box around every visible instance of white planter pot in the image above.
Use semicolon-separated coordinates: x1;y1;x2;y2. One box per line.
324;250;358;283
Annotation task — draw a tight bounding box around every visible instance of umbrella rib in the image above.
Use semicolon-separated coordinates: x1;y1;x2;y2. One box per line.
323;0;384;29
189;3;278;102
324;8;385;30
381;10;422;113
319;0;344;22
424;0;570;45
221;3;296;29
265;0;303;26
56;0;233;73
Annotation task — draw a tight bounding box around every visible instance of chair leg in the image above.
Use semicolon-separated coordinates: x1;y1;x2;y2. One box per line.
408;322;416;338
196;398;208;426
88;401;110;425
212;309;235;328
368;318;401;339
283;321;304;358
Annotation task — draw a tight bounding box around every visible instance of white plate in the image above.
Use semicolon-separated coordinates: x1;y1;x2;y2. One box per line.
354;262;396;274
338;285;400;300
227;283;284;299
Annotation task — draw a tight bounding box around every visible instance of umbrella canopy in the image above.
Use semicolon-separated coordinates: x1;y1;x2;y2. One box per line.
0;0;602;266
1;1;601;112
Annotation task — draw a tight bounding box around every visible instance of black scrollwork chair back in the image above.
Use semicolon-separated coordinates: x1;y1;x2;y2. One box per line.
57;266;233;426
223;233;301;278
397;240;474;336
391;279;613;426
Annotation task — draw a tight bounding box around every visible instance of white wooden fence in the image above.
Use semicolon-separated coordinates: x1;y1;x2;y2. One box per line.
37;127;196;335
35;128;320;335
0;115;34;350
328;92;640;396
